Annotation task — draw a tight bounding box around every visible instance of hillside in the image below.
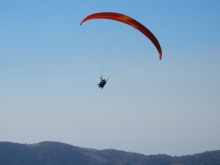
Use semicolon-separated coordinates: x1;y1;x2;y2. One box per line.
0;141;220;165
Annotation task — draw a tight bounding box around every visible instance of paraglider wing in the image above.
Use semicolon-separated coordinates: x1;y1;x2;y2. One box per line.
80;12;162;60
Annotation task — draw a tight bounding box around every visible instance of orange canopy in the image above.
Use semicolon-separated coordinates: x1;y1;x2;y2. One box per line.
80;12;162;60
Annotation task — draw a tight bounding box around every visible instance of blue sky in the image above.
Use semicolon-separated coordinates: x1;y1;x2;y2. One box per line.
1;0;220;156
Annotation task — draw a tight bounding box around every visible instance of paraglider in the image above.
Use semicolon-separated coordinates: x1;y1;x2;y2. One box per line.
97;77;108;89
80;12;162;88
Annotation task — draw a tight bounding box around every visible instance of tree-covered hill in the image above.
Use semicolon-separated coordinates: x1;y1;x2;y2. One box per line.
0;141;220;165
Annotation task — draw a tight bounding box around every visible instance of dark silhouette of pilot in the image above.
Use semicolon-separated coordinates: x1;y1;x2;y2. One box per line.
97;77;107;89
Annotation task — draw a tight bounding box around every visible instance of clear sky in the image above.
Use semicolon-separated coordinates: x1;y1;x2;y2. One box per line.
1;0;220;156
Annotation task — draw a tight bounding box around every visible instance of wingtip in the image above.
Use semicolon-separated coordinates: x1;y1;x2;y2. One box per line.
159;54;162;60
80;19;85;25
